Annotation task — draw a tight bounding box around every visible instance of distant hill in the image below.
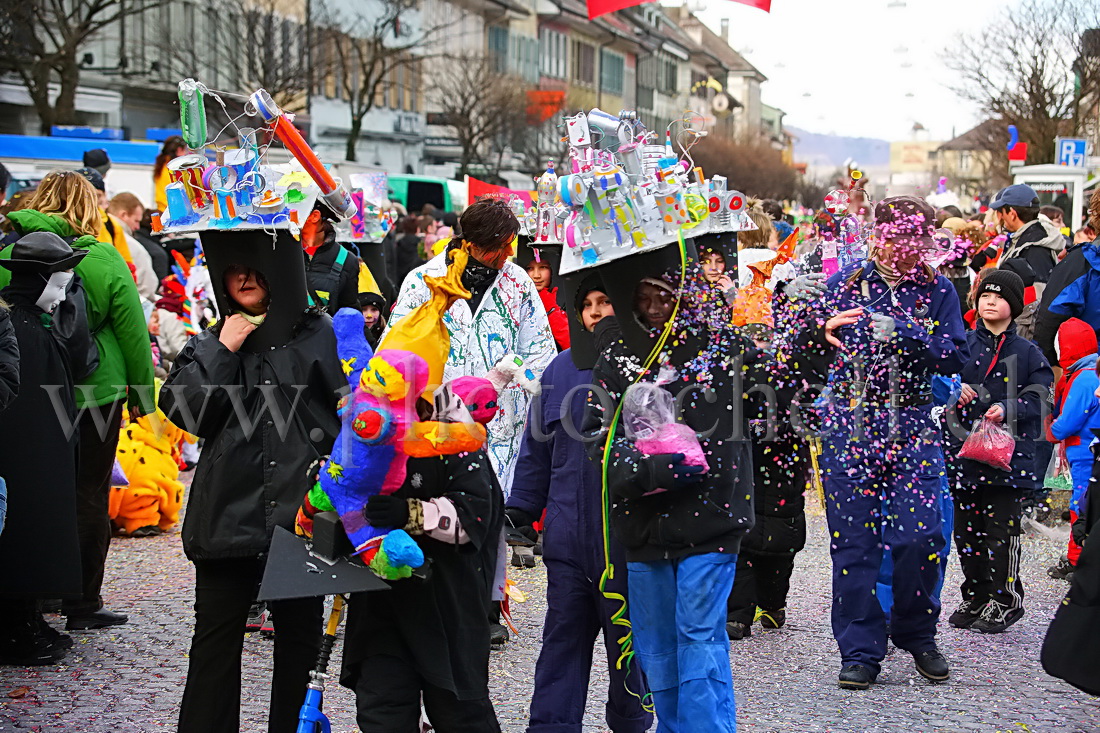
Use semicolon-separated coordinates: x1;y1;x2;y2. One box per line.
788;126;891;170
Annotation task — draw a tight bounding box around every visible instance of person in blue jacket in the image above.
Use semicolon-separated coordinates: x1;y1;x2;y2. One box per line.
796;196;968;690
1049;317;1100;575
507;274;653;733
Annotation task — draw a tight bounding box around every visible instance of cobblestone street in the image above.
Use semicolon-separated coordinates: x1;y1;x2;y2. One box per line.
2;475;1099;732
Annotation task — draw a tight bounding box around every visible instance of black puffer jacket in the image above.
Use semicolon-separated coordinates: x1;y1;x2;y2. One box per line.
160;314;344;560
0;306;18;410
583;331;756;563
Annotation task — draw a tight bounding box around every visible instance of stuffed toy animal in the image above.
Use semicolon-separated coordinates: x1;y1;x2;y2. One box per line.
731;228;797;328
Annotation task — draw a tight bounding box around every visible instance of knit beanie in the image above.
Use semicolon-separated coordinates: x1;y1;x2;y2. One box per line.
976;269;1025;319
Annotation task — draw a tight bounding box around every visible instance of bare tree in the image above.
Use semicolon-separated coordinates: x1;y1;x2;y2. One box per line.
690;135;797;200
315;0;444;162
158;0;322;117
427;53;531;179
945;0;1100;165
0;0;165;134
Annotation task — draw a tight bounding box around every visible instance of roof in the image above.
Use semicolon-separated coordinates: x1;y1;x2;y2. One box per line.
673;9;766;80
937;119;1005;152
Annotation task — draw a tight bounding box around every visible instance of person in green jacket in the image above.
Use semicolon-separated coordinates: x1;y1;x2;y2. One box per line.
0;171;154;630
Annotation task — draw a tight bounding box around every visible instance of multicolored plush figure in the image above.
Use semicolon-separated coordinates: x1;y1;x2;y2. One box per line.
298;244;497;579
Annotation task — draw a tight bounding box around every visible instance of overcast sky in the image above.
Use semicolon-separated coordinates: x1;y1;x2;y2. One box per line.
688;0;1003;143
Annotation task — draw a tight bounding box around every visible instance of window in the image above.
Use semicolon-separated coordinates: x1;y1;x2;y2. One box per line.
600;49;624;96
959;150;972;175
571;40;596;86
659;58;678;95
539;29;567;79
488;26;509;74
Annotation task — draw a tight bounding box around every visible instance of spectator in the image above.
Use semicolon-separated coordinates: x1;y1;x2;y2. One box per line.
76;167;136;267
0;170;154;631
0;162;10;208
1048;318;1100;580
394;215;424;288
936;205;964;227
1040;204;1071;246
107;193;159;305
991;184;1064;297
945;269;1053;633
1034;189;1100;373
153;136;187;213
82;148;111;178
128;201;171;281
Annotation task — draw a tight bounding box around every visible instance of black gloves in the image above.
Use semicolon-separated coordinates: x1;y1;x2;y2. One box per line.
366;494;417;531
504;507;539;546
650;453;707;490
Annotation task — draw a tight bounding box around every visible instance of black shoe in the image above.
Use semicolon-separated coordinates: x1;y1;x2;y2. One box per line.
757;607;786;629
533;533;543;556
36;617;72;651
838;664;876;690
0;635;67;666
1048;558;1075;581
39;599;61;614
970;603;1024;634
489;622;509;648
726;621;751;640
130;525;161;537
948;600;982;629
913;649;950;682
65;607;128;631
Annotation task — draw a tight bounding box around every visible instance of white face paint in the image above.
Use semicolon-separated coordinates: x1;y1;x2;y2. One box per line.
36;271;73;313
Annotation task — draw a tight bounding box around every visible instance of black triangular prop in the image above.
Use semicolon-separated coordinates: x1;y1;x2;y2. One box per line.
257;526;391;601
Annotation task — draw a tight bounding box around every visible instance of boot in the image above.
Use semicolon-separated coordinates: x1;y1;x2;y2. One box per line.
489;601;508;648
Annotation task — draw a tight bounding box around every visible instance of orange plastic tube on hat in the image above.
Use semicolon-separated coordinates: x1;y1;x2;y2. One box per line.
249;89;355;218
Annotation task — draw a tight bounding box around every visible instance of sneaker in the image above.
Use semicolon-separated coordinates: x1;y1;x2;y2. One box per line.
35;617;71;652
948;600;982;629
511;546;536;569
0;634;67;666
756;607;786;629
490;622;509;649
726;621;751;640
913;648;950;682
533;533;543;557
1048;558;1075;581
970;602;1024;634
246;603;267;632
838;664;876;690
260;610;275;639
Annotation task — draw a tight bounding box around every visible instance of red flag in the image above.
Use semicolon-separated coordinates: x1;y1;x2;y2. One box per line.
466;176;533;208
587;0;770;20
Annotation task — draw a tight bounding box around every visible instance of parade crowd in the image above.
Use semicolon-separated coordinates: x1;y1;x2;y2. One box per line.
1;142;1100;733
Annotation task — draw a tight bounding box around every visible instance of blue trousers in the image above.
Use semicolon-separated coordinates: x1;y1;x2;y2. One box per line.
877;473;954;614
821;407;945;675
627;553;737;733
528;557;653;733
1069;455;1092;513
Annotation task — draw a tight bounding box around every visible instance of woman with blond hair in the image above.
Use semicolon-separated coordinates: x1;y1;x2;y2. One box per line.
0;170;153;631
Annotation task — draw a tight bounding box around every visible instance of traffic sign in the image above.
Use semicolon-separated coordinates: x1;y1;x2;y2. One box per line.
1056;137;1088;167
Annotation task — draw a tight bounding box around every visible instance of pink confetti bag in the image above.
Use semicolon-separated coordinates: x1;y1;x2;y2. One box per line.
622;382;709;471
958;417;1015;472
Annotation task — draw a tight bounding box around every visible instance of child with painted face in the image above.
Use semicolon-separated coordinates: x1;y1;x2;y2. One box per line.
161;232;347;733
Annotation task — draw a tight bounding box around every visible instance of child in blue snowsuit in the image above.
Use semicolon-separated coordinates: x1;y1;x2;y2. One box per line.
1049;317;1100;570
797;197;968;690
507;278;653;733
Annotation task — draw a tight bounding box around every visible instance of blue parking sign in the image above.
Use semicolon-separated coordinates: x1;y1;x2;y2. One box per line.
1057;137;1087;167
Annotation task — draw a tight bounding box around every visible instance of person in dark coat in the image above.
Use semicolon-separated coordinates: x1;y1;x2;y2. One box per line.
160;229;345;733
340;449;504;732
583;248;758;732
725;327;811;640
394;215;425;288
943;270;1053;633
508;275;653;733
0;232;87;665
303;205;360;315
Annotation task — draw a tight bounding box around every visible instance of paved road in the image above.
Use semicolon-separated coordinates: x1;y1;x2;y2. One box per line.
2;479;1099;732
